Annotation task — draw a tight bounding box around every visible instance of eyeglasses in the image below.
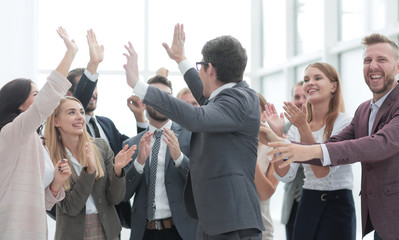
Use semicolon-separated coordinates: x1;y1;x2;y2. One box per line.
196;62;208;71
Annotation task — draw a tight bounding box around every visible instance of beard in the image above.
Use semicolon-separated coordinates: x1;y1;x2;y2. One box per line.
365;67;396;95
146;106;168;122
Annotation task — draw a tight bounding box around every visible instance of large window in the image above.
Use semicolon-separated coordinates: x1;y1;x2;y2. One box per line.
295;0;323;55
37;0;252;137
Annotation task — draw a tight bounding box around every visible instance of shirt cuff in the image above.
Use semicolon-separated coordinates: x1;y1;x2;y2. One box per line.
133;80;149;100
84;69;99;82
178;60;193;75
320;144;331;166
133;158;144;174
137;121;149;129
173;152;184;167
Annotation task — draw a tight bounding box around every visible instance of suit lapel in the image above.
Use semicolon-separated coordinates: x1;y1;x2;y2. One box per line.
164;122;182;174
371;83;399;134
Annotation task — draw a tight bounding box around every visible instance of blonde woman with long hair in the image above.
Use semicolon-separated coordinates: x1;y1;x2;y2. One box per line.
265;62;356;240
44;96;136;240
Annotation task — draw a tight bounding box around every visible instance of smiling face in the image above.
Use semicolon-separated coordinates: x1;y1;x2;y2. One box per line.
303;66;337;105
363;42;399;101
18;83;38;112
54;99;86;138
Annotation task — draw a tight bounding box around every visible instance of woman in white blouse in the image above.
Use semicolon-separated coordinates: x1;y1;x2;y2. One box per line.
267;62;356;240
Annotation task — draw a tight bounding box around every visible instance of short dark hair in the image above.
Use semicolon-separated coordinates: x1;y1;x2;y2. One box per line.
67;68;85;93
201;35;247;83
147;75;173;94
0;78;33;130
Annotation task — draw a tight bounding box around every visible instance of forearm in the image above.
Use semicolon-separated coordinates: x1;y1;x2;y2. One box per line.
56;50;76;77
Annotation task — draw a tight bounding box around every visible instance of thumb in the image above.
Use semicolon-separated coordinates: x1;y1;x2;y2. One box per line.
301;104;307;113
162;42;172;55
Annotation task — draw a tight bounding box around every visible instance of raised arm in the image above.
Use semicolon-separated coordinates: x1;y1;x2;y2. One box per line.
162;23;187;64
56;27;78;77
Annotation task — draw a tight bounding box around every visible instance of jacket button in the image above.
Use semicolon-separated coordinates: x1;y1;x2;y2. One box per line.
98;198;102;204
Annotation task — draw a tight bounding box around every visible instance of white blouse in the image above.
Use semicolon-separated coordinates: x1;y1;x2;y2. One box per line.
276;113;354;191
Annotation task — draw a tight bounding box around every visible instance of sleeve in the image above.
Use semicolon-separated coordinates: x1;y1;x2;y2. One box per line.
45;187;65;211
103;143;126;205
1;71;71;146
73;71;98;109
57;168;96;216
124;159;145;202
274;163;300;183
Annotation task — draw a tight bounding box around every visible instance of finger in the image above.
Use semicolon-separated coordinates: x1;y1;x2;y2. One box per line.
279;112;285;121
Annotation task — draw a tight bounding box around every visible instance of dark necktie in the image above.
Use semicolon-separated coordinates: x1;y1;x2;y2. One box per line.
146;130;163;221
89;117;101;138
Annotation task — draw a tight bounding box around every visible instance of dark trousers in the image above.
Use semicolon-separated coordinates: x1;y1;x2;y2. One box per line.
143;226;182;240
196;224;262;240
293;189;356;240
285;200;299;240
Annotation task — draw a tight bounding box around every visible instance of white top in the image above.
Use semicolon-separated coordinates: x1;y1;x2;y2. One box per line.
276;113;354;191
257;145;274;240
66;148;99;214
133;120;184;220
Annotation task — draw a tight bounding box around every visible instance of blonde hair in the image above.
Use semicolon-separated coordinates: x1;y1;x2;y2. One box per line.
304;62;345;140
44;96;105;190
362;33;399;60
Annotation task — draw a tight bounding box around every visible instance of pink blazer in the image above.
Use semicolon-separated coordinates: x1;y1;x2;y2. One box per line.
0;71;70;239
326;82;399;239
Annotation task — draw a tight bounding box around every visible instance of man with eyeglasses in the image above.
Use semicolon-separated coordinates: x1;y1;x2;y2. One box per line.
123;24;264;240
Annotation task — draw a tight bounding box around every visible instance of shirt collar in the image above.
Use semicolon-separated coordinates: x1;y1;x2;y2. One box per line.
209;82;237;100
148;119;172;133
370;88;394;109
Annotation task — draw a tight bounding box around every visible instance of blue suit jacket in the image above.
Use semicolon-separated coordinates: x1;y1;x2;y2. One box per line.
123;122;197;240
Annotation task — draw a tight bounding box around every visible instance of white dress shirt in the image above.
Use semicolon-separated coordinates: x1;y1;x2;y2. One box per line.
276;113;354;191
133;120;184;220
66;148;98;214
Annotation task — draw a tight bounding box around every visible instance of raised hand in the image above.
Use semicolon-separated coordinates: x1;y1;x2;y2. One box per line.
56;26;78;77
123;42;140;88
114;144;137;176
137;131;153;165
57;26;78;55
283;101;307;128
85;142;97;174
259;122;284;146
162;23;186;63
162;127;181;161
264;103;285;137
127;95;146;123
86;29;104;74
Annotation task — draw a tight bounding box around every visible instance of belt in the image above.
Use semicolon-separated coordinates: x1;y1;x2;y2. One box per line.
146;217;174;230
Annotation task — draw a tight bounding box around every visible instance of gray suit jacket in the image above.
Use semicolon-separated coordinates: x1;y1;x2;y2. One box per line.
280;165;304;224
142;68;265;235
123;122;197;240
55;138;125;240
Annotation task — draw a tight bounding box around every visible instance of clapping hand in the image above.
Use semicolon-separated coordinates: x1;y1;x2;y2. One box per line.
114;144;137;176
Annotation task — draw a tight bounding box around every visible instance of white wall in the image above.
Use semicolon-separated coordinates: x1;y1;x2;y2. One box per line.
0;0;37;88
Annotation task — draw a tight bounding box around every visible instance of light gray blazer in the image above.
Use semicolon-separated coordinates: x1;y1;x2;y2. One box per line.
55;138;125;240
143;68;265;235
123;122;197;240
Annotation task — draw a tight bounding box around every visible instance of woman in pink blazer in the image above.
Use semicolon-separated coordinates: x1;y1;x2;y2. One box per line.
0;27;76;239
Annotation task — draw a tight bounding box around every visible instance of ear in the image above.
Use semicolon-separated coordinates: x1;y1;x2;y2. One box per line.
54;118;61;128
330;82;338;94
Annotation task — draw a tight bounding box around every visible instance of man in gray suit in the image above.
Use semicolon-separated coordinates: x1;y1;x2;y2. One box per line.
123;75;197;240
123;23;264;239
